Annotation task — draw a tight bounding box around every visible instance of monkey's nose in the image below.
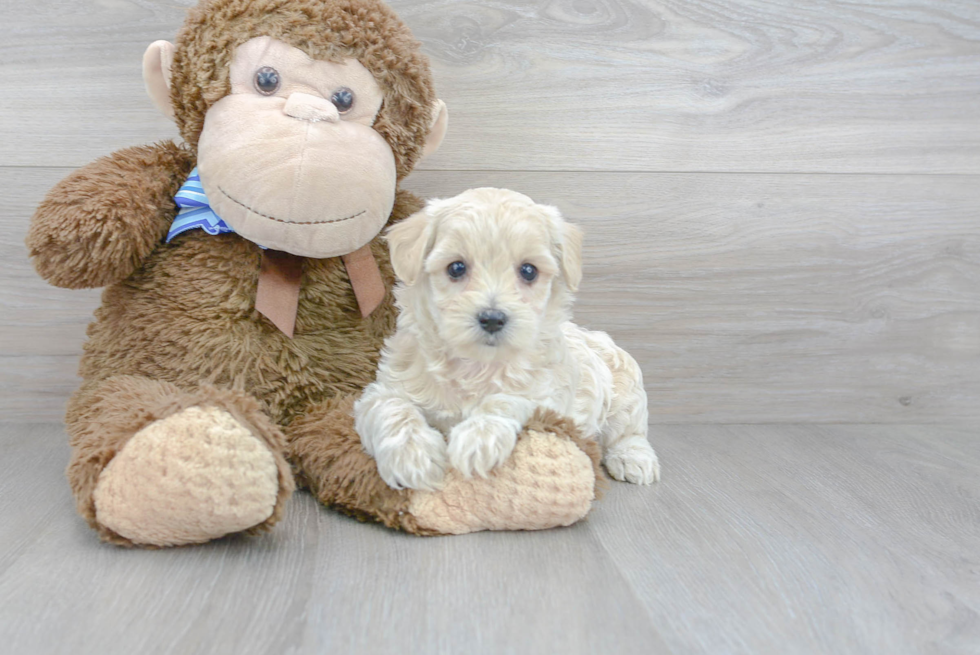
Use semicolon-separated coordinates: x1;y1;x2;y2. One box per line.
477;309;508;334
283;92;340;123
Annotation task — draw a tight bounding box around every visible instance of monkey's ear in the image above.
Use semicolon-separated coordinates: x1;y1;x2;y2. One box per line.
385;208;436;285
421;99;448;159
143;40;176;120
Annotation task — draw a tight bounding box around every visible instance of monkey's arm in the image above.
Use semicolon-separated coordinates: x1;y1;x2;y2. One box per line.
27;141;195;289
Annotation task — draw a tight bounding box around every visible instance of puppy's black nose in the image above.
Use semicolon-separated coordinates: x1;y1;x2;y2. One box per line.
478;309;508;334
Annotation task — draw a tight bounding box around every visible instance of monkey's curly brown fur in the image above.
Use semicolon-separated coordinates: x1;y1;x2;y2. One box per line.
27;0;599;547
26;142;194;289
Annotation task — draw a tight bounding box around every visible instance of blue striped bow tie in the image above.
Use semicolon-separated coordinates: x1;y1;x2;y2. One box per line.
168;167;237;242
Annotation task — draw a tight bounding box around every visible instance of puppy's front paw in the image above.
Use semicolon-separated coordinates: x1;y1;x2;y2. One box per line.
374;426;448;492
448;415;519;479
604;440;660;484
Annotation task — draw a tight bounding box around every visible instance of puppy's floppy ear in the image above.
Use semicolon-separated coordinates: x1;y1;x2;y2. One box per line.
559;221;584;292
541;205;584;292
385;207;436;285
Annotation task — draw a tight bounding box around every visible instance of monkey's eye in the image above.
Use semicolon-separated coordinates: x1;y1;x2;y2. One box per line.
254;67;281;95
330;87;355;113
519;263;538;282
447;261;467;280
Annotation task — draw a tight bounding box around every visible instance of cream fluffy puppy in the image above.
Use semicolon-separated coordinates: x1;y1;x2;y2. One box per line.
354;188;660;491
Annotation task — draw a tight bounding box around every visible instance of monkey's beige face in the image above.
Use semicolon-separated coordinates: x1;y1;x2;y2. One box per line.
388;189;583;363
195;37;393;257
144;35;447;258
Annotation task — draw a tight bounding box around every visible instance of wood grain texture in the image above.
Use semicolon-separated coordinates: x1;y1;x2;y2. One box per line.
0;423;977;655
7;167;979;423
592;423;980;654
2;0;979;172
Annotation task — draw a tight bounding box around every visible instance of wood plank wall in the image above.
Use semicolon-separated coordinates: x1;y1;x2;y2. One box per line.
3;0;979;423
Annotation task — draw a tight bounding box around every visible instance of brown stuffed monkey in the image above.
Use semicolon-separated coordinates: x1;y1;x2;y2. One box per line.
26;0;602;547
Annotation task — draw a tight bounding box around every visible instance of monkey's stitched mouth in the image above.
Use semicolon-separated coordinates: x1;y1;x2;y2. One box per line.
217;185;366;225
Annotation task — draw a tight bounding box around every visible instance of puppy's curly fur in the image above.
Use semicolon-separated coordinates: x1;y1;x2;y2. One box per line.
355;188;660;491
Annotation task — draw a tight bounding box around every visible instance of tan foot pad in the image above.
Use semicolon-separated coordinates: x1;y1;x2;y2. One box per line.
93;406;280;546
409;429;596;535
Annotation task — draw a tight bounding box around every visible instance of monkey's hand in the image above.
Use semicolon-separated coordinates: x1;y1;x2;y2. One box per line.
26;141;195;289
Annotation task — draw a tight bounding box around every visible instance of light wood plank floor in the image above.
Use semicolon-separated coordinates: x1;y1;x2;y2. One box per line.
1;423;977;654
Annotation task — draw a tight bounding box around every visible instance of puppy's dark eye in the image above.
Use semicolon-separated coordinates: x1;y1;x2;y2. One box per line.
254;67;281;95
519;263;538;282
447;261;467;280
331;87;355;113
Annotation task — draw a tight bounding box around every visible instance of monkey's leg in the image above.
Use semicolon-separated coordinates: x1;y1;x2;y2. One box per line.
66;376;294;547
288;396;603;535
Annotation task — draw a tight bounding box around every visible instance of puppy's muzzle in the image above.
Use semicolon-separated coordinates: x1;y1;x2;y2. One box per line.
477;309;508;334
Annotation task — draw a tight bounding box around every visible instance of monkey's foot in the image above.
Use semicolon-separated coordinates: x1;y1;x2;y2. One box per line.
288;399;601;535
92;406;282;547
408;426;599;534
